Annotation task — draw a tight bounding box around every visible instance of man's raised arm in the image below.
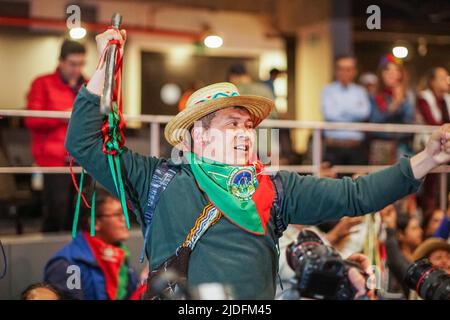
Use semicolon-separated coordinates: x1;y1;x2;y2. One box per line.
65;29;160;218
279;123;450;226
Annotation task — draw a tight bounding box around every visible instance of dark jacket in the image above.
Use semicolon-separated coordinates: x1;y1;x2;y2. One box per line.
65;86;422;299
44;232;138;300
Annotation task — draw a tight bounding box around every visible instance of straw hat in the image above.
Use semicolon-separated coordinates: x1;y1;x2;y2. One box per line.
413;238;450;261
164;82;274;147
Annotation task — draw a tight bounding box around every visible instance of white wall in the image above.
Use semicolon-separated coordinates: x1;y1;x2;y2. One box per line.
0;0;285;117
0;33;97;110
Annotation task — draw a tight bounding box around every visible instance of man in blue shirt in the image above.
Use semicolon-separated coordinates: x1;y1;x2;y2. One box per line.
321;55;371;166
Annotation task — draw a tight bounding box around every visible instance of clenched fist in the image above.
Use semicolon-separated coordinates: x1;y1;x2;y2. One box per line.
411;123;450;180
425;124;450;166
86;29;127;96
95;28;127;68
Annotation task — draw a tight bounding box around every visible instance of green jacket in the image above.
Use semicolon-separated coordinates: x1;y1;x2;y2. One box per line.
65;86;422;299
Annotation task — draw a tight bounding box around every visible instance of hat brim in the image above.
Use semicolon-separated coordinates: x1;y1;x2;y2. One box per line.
413;239;450;261
164;95;274;147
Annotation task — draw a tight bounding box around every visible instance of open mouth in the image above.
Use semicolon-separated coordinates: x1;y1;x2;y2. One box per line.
234;145;249;152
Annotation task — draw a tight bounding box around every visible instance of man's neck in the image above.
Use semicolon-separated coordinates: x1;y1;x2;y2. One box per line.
58;69;82;89
338;81;352;88
190;149;250;166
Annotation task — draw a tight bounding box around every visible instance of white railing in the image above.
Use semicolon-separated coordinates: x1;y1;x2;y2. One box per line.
0;109;448;210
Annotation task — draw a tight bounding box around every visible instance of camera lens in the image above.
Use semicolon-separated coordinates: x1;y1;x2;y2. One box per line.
405;258;450;300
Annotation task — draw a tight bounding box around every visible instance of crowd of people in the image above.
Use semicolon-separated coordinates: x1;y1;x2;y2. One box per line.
275;156;450;299
321;53;450;214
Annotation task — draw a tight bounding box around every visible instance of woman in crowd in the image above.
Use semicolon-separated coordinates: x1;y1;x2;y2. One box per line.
415;67;450;214
369;53;415;164
422;208;445;239
382;207;423;298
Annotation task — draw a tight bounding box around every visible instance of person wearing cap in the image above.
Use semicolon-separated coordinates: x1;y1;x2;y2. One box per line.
413;238;450;275
66;29;450;299
407;237;450;300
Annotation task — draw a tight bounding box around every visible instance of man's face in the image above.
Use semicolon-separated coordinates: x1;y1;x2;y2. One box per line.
58;53;85;82
192;107;255;165
431;68;450;94
335;58;357;85
428;249;450;275
94;197;129;244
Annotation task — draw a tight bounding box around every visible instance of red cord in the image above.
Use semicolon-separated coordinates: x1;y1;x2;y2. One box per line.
69;157;91;208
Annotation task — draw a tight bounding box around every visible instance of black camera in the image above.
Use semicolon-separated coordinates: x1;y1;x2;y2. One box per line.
405;258;450;300
286;229;359;300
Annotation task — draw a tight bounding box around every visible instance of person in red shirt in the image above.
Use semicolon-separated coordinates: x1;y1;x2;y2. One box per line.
416;67;450;216
417;67;450;126
25;40;87;232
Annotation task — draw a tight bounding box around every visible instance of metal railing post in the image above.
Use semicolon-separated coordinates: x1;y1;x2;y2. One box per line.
312;128;322;176
440;172;448;211
150;122;160;157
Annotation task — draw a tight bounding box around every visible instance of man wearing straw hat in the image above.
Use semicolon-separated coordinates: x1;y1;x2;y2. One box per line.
66;29;450;299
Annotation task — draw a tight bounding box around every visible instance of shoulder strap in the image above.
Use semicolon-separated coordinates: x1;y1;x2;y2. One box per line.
143;161;180;227
140;161;180;262
179;203;221;252
270;173;286;239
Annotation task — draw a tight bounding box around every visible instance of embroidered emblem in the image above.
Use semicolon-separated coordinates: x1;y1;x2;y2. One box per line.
227;168;256;201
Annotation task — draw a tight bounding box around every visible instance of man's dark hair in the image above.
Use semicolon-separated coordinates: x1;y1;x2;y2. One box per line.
21;282;63;300
269;68;280;77
59;39;86;60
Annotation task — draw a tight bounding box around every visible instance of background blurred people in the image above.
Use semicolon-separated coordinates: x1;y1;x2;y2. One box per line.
395;213;423;262
25;39;86;232
412;238;450;275
416;67;450;214
263;68;283;96
433;201;450;240
359;72;378;95
43;189;139;300
422;208;445;239
21;282;62;300
321;55;371;166
178;81;204;112
369;54;415;165
381;204;411;298
227;63;276;117
416;67;450;126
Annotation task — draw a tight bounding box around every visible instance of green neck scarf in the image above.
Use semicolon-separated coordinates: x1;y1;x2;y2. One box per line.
186;152;273;235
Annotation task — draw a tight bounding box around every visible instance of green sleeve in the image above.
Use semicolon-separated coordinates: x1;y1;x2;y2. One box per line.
65;86;161;219
278;157;422;225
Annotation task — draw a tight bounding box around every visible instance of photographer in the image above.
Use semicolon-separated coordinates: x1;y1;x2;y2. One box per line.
405;238;450;300
280;229;373;300
413;238;450;275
